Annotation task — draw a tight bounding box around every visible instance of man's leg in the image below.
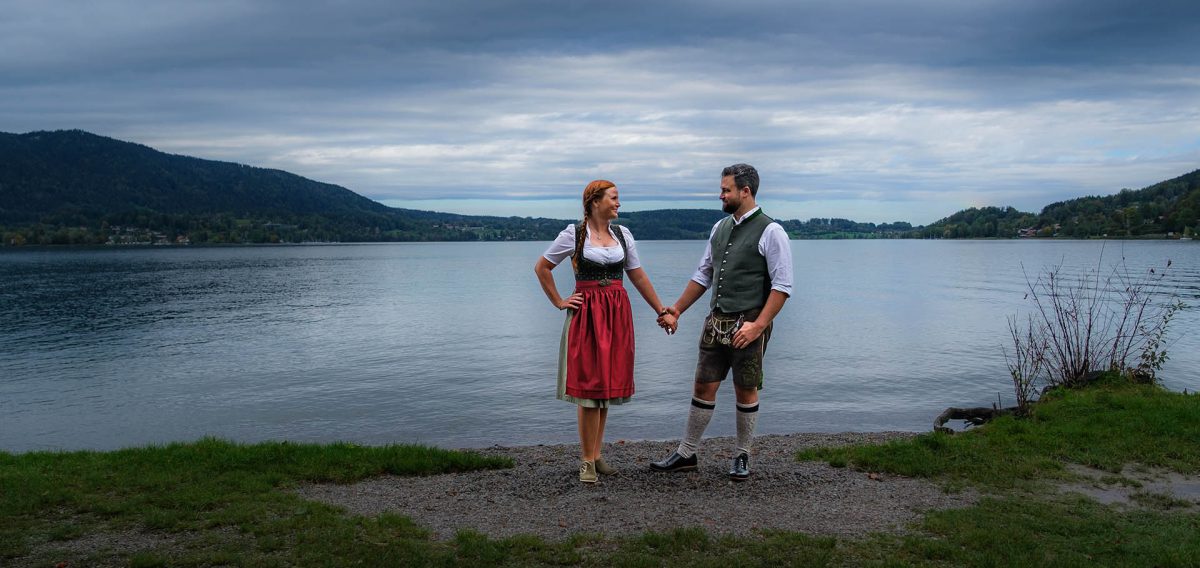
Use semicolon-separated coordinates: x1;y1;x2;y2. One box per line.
677;381;720;458
733;385;759;457
650;380;719;472
652;315;731;473
729;320;769;481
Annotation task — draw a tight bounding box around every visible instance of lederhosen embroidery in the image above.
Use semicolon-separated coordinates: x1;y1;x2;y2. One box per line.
702;312;745;346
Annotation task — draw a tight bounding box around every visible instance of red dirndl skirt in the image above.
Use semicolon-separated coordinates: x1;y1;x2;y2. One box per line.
564;279;635;400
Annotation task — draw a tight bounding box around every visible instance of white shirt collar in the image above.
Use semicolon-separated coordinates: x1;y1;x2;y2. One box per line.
733;206;761;225
581;222;621;243
582;222;618;235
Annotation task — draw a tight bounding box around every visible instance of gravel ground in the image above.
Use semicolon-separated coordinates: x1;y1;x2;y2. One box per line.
297;432;978;541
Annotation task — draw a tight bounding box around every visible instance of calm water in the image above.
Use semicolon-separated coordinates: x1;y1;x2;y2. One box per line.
2;240;1197;453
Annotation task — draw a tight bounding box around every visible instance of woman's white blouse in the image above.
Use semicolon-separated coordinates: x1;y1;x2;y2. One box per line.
542;224;642;270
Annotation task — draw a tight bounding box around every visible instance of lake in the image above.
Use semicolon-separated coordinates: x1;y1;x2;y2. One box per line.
2;240;1197;453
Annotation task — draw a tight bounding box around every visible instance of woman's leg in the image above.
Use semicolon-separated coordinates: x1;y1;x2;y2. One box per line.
578;406;602;461
595;407;609;461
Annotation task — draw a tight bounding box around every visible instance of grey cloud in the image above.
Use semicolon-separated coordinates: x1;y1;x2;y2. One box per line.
10;1;1199;74
2;0;1199;224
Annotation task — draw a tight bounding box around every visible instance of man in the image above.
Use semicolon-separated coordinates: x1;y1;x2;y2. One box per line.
652;163;793;481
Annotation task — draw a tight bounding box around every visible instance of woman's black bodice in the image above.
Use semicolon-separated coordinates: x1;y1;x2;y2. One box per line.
574;224;628;282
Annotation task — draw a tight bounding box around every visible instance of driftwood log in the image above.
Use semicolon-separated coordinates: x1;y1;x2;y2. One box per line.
935;372;1111;434
933;406;1018;434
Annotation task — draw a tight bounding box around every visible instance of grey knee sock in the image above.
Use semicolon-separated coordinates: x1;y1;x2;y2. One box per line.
735;401;759;456
676;397;716;458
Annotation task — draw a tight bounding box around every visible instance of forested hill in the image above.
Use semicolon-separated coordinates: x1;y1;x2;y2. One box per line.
1038;169;1200;238
613;209;725;239
0;130;912;245
911;169;1200;238
907;206;1040;239
0;130;568;244
0;130;394;221
3;130;1196;245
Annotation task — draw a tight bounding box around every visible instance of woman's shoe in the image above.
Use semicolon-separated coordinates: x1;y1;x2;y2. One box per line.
579;460;598;483
595;457;617;476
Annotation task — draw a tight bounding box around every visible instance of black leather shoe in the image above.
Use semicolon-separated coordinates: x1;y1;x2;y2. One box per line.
729;452;750;481
649;451;698;472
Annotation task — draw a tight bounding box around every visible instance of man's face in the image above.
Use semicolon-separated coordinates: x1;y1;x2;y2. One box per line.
720;175;743;214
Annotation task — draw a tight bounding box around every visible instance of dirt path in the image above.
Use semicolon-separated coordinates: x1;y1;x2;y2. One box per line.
297;432;978;541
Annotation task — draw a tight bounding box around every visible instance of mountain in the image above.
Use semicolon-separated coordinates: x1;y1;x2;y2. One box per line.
0;129;907;245
4;129;1195;245
0;130;395;222
0;130;573;244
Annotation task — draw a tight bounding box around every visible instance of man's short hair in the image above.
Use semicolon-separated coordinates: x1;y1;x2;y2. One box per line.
722;163;759;196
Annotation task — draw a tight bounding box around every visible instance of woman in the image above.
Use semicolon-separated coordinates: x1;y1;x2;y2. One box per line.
535;180;671;483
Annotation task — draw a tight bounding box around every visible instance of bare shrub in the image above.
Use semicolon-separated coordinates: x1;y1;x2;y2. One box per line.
1005;255;1183;404
1002;315;1047;412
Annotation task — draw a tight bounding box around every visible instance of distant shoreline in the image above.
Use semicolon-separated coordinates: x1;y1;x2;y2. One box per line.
2;234;1196;250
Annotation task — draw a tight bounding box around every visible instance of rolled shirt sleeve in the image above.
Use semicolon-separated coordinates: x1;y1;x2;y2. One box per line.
690;223;720;288
759;223;793;296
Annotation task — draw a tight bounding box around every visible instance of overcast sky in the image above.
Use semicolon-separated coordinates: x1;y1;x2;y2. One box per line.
3;0;1199;224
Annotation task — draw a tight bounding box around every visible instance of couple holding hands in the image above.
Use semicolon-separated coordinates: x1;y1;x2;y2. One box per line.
534;164;793;483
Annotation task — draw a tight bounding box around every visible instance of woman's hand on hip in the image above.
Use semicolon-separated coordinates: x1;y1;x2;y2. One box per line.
558;292;584;311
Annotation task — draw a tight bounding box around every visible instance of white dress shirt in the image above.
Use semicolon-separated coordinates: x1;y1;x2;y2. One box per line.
542;224;642;270
690;206;793;296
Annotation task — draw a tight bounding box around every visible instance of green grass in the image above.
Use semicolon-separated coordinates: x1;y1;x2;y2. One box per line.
4;381;1199;566
797;380;1200;489
793;380;1200;567
0;438;512;565
862;495;1200;567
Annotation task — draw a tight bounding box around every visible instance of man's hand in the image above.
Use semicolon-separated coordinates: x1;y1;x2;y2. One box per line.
657;306;679;335
732;320;765;349
658;314;678;334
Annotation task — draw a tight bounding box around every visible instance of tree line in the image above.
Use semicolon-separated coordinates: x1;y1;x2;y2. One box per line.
909;169;1199;239
3;130;1197;245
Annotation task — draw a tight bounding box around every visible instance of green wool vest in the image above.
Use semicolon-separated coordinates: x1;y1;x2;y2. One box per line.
709;209;774;313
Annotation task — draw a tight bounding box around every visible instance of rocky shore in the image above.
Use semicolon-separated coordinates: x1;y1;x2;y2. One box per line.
297;432;978;541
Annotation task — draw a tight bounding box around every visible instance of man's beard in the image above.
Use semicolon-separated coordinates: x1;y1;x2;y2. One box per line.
722;201;738;214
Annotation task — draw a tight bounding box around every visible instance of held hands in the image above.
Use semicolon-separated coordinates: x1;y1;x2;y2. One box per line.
656;306;679;335
731;320;764;349
558;292;583;311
